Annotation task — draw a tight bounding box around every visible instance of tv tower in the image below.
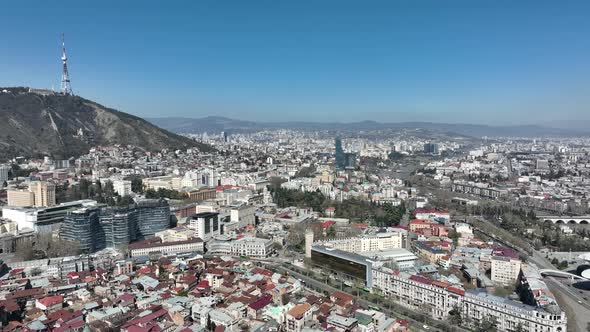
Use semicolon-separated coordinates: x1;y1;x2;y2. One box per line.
60;33;73;95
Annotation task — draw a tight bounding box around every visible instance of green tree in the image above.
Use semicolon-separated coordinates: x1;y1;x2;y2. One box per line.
476;315;498;332
129;176;144;193
448;305;462;326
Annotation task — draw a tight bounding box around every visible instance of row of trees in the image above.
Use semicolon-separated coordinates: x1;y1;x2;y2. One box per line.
270;187;327;213
56;179;133;207
15;234;81;261
270;187;406;226
145;188;188;200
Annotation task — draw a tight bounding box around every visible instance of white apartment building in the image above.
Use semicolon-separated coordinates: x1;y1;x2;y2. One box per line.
113;180;132;197
491;256;522;284
463;291;566;332
372;267;463;320
155;227;196;243
208;236;273;258
188;212;221;241
319;231;404;253
128;238;204;257
372;266;566;332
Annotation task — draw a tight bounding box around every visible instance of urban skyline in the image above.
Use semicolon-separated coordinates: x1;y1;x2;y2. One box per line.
1;2;590;331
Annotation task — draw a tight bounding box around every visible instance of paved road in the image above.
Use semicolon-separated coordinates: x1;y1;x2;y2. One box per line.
545;277;590;332
262;262;469;332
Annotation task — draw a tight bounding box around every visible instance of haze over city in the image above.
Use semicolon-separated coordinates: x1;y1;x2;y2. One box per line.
1;0;590;127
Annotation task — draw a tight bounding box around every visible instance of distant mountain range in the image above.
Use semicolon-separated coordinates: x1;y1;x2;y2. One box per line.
0;87;214;161
147;116;588;138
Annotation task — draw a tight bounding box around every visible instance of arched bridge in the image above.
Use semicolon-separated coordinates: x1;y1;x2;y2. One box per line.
539;269;589;280
538;215;590;225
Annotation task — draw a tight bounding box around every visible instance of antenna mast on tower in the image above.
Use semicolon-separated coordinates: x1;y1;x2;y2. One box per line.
60;33;73;95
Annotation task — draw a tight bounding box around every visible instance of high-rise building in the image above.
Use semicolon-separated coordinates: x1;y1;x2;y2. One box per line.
188;212;221;241
29;181;56;207
135;199;171;239
113;180;132;197
100;208;139;248
59;199;170;253
335;137;345;170
423;143;439;154
60;208;102;252
344;152;357;169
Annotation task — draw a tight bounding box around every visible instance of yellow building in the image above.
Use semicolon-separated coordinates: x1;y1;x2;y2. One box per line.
29;181;56;207
7;190;35;207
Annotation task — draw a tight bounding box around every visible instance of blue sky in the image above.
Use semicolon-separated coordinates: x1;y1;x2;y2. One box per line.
1;1;589;127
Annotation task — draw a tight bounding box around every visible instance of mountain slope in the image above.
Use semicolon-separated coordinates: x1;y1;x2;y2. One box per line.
0;87;213;160
148;116;587;137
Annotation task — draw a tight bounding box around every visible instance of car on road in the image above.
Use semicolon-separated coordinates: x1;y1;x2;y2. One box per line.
423;325;430;330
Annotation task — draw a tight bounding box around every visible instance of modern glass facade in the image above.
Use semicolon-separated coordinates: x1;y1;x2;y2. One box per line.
136;199;170;239
59;199;170;253
60;208;103;253
311;246;373;287
100;208;139;248
335;137;345;170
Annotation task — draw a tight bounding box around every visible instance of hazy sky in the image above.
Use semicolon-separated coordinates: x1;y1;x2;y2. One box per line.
2;1;590;127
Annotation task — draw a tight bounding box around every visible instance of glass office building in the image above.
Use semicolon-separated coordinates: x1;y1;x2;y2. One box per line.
60;208;103;253
100;208;139;248
60;199;170;253
136;199;171;239
311;245;373;288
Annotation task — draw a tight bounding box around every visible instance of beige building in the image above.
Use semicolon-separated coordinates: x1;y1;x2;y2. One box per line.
230;204;256;228
491;256;522;284
29;181;56;207
7;190;35;207
286;303;312;332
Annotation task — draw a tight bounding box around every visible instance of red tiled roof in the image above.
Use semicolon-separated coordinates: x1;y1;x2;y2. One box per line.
248;294;272;311
409;275;431;285
251;267;273;277
0;300;20;313
53;319;85;332
447;287;465;296
196;280;210;289
122;309;168;328
331;291;353;303
37;295;63;308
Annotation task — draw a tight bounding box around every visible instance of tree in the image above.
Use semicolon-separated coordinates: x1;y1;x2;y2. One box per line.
271;242;283;251
476;315;498;332
30;267;43;276
448;305;462;326
326;225;336;237
117;195;135;207
15;239;35;261
129;176;144;193
281;293;291;305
